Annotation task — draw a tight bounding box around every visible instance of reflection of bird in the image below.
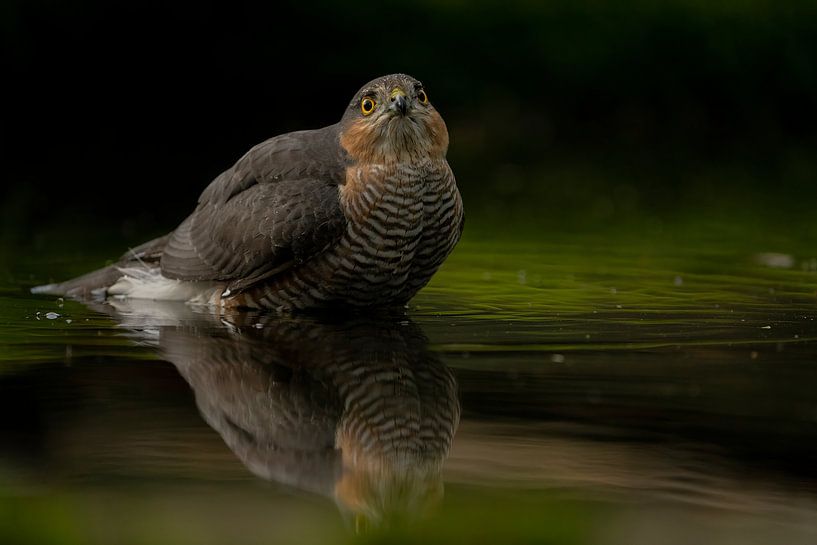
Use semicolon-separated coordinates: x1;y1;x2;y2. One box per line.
98;300;460;526
34;74;464;311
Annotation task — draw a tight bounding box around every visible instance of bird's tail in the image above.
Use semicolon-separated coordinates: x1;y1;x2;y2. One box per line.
31;264;127;299
30;234;171;300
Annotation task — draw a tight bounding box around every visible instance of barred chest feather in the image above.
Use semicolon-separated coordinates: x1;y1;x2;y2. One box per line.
238;159;463;310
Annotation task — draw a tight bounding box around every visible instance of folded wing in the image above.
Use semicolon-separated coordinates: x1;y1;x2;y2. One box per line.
160;126;347;293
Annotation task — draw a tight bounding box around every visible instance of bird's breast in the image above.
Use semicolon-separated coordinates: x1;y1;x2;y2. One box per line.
240;161;461;310
334;164;428;285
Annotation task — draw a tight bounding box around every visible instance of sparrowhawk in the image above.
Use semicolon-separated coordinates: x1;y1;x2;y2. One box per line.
33;74;464;311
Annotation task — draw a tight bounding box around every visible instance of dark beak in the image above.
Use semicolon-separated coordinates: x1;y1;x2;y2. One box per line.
390;94;409;116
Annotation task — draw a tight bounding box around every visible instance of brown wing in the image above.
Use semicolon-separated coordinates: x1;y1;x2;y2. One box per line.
160;125;348;292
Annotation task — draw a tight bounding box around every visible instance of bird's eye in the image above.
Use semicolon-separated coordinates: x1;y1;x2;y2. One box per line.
360;97;376;115
417;89;429;104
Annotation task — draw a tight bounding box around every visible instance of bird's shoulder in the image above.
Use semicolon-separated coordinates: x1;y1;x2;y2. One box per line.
199;123;347;206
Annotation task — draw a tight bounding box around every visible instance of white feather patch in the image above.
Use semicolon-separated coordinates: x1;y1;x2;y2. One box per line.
109;266;221;305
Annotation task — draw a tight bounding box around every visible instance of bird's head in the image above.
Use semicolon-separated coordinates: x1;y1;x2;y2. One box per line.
339;74;449;164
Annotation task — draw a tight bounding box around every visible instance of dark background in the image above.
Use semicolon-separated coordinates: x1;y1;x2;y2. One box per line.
3;0;817;253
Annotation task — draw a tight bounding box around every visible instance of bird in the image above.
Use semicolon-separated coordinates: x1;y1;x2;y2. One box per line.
33;73;464;311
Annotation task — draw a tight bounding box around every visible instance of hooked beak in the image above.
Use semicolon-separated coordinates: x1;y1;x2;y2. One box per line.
389;88;409;116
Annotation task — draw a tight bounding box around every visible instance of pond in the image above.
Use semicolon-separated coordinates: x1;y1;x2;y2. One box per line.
2;211;817;545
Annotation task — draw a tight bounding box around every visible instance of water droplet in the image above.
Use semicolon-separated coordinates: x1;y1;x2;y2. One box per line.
674;275;683;286
45;312;60;320
551;354;565;364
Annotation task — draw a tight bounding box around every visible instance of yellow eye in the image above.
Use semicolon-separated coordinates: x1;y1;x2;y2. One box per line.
360;97;376;115
417;89;429;104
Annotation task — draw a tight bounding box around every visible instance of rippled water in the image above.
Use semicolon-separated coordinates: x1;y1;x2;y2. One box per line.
2;225;817;544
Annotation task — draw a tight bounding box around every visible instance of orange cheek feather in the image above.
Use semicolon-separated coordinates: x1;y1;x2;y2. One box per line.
339;109;450;165
340;118;380;164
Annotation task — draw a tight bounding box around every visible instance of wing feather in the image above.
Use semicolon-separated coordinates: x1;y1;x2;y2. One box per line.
159;125;348;292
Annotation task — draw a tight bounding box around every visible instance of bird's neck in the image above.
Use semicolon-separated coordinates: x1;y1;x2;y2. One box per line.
339;113;449;165
339;160;445;222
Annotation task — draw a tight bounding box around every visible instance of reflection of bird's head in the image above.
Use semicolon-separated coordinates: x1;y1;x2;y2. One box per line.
339;73;449;164
336;465;444;533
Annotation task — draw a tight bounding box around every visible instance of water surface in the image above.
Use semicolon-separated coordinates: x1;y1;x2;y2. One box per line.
2;222;817;544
